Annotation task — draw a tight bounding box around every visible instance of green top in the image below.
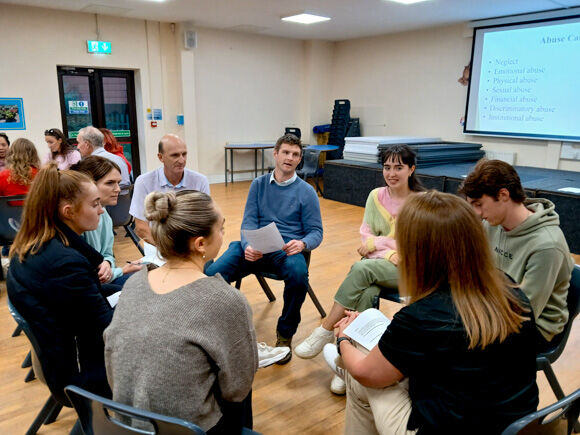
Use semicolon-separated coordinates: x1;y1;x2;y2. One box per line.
485;198;574;341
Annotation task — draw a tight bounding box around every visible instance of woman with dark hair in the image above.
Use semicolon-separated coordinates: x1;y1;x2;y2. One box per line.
99;128;132;173
105;190;258;434
72;156;143;287
44;128;81;170
0;138;40;197
0;132;9;170
7;163;113;398
334;191;538;434
295;145;424;394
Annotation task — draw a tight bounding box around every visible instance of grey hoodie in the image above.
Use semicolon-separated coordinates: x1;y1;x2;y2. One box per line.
485;198;574;341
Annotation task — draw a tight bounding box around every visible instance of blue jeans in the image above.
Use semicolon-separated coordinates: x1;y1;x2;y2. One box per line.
205;241;309;338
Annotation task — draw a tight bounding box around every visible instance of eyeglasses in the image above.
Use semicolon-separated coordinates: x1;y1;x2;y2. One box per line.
44;129;58;135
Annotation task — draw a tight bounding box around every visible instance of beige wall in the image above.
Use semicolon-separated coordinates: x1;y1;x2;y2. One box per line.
0;4;182;172
332;23;580;172
1;4;577;181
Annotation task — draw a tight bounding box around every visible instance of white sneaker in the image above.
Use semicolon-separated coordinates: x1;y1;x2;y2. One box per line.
323;343;347;395
257;342;290;368
294;326;335;359
330;374;346;395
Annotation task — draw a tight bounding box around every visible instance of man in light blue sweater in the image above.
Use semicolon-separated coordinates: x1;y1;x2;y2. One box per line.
206;134;323;364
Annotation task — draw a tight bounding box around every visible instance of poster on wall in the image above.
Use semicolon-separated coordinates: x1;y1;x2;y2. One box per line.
0;98;26;130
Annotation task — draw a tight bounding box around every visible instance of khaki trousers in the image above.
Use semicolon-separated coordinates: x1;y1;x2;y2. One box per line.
344;375;416;435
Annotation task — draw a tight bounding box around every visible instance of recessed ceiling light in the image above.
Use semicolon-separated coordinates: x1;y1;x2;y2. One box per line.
384;0;431;4
281;13;331;25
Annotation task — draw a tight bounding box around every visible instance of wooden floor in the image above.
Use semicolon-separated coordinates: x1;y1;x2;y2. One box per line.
1;180;579;435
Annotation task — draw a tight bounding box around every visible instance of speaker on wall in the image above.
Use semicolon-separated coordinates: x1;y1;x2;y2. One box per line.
184;30;197;50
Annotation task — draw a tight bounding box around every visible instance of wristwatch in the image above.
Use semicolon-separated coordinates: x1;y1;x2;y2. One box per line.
336;336;354;355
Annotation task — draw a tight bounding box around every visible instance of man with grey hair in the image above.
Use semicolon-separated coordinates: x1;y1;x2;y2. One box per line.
77;126;131;186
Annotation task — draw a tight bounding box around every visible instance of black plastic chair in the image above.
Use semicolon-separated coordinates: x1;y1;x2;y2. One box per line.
65;385;205;435
105;185;143;256
284;127;301;139
7;298;81;435
297;148;323;195
234;251;326;318
0;194;26;280
536;264;580;431
501;387;580;435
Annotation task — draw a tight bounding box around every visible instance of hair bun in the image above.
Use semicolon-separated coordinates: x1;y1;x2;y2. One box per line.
144;192;176;223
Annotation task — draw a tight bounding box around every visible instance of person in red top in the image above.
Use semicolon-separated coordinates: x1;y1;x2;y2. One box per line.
99;128;132;174
0;138;40;197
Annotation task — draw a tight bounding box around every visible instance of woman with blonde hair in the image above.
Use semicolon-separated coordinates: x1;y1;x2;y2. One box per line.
105;190;258;434
44;128;81;170
0;138;40;197
334;191;538;434
7;163;113;399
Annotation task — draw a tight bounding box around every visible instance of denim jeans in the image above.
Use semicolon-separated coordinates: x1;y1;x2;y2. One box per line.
205;241;309;338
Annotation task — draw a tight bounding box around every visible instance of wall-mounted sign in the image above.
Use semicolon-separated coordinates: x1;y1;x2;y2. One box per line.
68;100;90;114
87;40;112;54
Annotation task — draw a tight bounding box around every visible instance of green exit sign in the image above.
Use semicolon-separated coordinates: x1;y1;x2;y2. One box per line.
87;40;112;54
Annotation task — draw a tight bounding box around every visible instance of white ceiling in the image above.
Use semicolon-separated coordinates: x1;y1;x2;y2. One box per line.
3;0;580;41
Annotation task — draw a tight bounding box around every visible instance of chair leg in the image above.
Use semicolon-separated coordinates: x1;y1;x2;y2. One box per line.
22;350;32;368
538;358;566;400
43;402;63;425
256;275;276;302
25;396;60;435
124;224;144;256
12;324;23;337
24;367;36;383
307;284;326;318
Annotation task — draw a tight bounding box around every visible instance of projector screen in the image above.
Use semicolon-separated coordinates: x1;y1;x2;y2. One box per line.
464;15;580;142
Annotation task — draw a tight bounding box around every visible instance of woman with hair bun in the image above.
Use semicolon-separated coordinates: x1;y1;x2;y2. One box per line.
104;190;258;434
7;163;113;399
44;128;81;170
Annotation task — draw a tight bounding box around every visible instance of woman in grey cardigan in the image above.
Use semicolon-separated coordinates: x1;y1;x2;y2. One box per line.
104;190;259;434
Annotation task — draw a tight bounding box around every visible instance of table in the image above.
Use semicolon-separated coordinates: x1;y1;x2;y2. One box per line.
305;145;339;152
224;143;275;185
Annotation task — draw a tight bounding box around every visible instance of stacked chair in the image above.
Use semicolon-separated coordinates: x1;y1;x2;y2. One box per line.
327;99;351;160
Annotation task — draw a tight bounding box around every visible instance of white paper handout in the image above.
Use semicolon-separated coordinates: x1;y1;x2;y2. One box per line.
107;291;122;308
142;242;166;267
241;222;285;254
343;308;391;351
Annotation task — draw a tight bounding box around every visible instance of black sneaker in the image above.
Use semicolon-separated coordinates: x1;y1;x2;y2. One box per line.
275;331;293;365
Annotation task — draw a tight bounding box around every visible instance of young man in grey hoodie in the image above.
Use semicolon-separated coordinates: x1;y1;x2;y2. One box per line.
460;159;574;349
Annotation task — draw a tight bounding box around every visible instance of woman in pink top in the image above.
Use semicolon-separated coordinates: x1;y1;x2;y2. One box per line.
44;128;81;170
295;145;425;394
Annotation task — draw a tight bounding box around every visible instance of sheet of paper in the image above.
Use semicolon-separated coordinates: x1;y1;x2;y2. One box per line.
142;242;166;267
343;308;391;351
242;222;285;254
558;187;580;194
107;291;122;308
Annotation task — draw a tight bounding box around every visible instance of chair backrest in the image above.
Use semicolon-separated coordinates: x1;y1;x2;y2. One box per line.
0;195;26;245
297;149;321;178
284;127;301;139
106;185;134;228
501;387;580;435
539;264;580;363
65;385;206;435
6;296;67;402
